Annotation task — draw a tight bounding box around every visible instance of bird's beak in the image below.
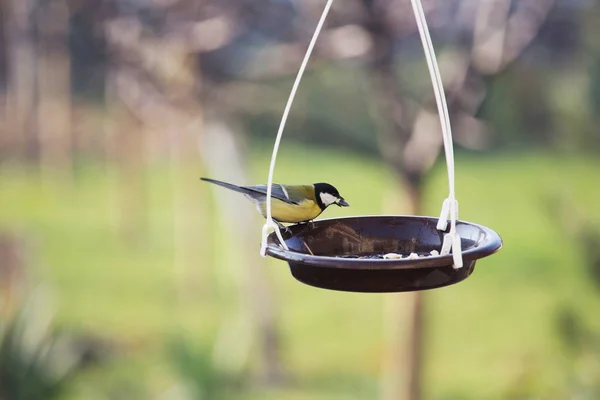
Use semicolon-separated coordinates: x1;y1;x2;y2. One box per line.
337;198;350;207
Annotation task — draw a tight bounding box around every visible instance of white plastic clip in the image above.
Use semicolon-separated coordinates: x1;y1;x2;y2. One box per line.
437;198;449;231
260;219;288;257
440;230;463;268
439;197;461;268
451;232;462;269
436;198;459;231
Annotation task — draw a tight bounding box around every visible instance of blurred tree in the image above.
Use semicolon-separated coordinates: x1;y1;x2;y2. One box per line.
202;115;284;385
3;0;37;162
0;232;28;319
36;0;73;180
359;1;554;399
103;0;286;384
0;4;6;89
0;3;6;150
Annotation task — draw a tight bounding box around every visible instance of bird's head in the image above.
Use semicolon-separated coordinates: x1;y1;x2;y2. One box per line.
314;183;350;210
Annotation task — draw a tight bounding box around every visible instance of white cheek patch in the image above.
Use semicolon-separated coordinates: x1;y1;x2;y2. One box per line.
320;192;338;207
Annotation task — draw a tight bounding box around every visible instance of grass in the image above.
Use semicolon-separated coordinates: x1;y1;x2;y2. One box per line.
1;146;599;399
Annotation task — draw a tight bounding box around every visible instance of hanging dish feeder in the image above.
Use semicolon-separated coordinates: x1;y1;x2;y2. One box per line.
264;216;501;293
257;0;502;292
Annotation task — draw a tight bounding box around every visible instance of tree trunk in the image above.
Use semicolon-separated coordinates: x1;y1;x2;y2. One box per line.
361;5;428;397
401;182;425;400
202;116;285;385
0;232;29;319
36;0;72;181
380;179;425;400
105;69;147;243
4;0;37;161
168;109;205;300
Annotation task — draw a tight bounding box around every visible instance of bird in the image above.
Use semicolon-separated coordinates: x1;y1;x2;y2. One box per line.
200;177;349;229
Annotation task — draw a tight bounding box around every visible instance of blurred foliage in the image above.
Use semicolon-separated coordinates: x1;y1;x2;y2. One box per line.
552;224;600;398
578;228;600;292
169;338;245;400
555;306;600;398
0;291;97;400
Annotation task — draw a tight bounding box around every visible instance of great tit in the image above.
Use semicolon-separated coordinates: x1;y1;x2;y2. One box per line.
200;177;349;227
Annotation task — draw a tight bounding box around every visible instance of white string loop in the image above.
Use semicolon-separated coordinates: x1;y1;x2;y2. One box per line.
410;0;463;268
259;0;335;257
260;219;288;257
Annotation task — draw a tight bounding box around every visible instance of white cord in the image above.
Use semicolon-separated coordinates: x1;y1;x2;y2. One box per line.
409;0;463;268
260;0;335;257
259;0;462;267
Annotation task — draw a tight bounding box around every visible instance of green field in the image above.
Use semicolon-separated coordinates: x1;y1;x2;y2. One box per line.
1;146;600;399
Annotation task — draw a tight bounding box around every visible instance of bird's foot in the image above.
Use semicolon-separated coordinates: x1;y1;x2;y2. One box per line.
297;220;315;233
274;220;292;235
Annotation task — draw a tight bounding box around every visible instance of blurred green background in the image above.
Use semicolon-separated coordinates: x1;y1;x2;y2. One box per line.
1;0;600;399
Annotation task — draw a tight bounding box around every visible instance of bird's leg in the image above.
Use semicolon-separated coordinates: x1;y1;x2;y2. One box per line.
297;220;315;233
274;219;291;234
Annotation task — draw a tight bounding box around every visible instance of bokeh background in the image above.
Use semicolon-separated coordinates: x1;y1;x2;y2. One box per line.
1;0;600;399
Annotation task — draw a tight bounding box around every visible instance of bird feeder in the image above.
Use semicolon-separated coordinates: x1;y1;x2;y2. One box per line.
258;0;502;292
265;216;501;292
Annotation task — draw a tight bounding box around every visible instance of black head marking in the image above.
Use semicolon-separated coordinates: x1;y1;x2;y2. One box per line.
314;182;341;210
314;183;340;197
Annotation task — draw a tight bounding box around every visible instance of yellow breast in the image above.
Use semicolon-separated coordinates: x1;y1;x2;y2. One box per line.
258;199;322;223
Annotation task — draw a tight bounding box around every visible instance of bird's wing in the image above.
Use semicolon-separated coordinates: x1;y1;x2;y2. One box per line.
245;184;304;205
200;178;281;201
201;178;303;205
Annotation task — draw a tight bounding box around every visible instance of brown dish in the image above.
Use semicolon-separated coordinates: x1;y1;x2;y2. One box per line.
265;215;502;293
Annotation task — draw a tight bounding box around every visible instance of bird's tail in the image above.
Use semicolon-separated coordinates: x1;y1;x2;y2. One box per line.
200;177;253;196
